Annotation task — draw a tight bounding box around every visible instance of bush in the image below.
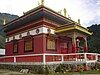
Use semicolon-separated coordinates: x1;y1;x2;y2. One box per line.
55;64;67;73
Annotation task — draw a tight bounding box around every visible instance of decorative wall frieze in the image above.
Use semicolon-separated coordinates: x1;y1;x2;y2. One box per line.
6;27;55;42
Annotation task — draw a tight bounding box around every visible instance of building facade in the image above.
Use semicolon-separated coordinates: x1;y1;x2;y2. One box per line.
0;5;100;65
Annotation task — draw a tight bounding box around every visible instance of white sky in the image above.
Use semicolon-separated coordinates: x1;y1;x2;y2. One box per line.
0;0;100;27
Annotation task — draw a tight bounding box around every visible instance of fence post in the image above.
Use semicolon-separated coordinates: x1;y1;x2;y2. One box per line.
14;57;16;63
84;53;87;61
43;54;46;65
61;54;64;63
95;53;98;61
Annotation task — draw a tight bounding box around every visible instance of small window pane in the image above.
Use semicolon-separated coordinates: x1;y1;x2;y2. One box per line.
24;36;33;52
47;36;56;50
13;40;18;53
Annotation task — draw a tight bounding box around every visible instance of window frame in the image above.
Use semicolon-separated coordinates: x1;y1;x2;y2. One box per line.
46;35;57;51
13;40;18;53
24;36;34;52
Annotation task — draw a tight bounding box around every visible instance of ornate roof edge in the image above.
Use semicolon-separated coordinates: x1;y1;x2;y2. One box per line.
4;5;74;27
55;25;92;35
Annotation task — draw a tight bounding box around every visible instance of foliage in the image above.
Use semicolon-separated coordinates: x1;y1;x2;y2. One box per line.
0;13;18;49
0;13;18;24
87;24;100;54
55;64;70;73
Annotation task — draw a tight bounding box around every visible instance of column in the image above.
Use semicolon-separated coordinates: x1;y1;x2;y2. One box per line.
72;35;77;53
43;54;46;65
84;37;88;52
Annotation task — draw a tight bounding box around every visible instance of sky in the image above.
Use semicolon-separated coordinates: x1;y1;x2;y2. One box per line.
0;0;100;27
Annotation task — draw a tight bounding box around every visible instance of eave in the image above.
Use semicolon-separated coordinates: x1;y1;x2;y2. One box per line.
55;25;92;35
4;5;74;32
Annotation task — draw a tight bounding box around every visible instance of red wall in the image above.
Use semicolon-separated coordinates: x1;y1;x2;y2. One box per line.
5;42;13;56
34;35;44;54
18;39;24;55
16;56;43;62
5;34;46;56
0;57;14;62
5;34;74;57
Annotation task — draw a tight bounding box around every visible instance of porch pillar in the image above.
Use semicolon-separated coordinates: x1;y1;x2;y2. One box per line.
84;38;88;52
72;36;77;53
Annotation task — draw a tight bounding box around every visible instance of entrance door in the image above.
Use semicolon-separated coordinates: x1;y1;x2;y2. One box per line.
60;39;68;54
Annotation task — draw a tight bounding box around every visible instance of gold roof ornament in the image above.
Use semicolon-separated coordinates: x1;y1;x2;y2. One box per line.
78;19;81;25
23;12;25;15
41;0;44;5
68;15;71;19
58;10;62;14
63;8;67;17
63;8;68;17
38;1;40;6
3;19;6;25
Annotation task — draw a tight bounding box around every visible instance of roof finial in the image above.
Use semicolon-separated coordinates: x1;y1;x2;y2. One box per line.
68;15;71;19
38;1;40;6
78;19;80;25
23;12;25;15
58;10;62;14
64;8;69;18
63;8;66;17
41;0;44;5
3;19;6;25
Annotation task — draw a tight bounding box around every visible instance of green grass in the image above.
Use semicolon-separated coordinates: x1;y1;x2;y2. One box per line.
74;70;100;74
48;70;100;75
0;69;100;75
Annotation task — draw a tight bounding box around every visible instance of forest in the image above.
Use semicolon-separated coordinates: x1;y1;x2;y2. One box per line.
0;13;18;48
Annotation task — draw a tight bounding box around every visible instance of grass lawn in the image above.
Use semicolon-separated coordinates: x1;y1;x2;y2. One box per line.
0;69;100;75
73;70;100;74
48;70;100;75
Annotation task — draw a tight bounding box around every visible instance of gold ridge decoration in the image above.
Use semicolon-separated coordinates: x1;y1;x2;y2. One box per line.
58;10;62;14
3;18;6;25
38;0;45;6
78;19;80;25
63;8;67;17
41;0;44;5
55;25;92;35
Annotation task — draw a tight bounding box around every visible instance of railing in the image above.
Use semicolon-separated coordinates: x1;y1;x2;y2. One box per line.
0;53;99;65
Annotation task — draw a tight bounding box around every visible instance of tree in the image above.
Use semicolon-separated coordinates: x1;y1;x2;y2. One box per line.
87;24;100;54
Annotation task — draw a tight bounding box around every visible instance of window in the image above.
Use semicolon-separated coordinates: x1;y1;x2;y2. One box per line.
13;40;18;53
47;36;56;50
24;36;33;52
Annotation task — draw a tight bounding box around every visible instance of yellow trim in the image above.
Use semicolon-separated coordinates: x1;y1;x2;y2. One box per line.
56;27;75;32
75;26;92;35
55;26;92;35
